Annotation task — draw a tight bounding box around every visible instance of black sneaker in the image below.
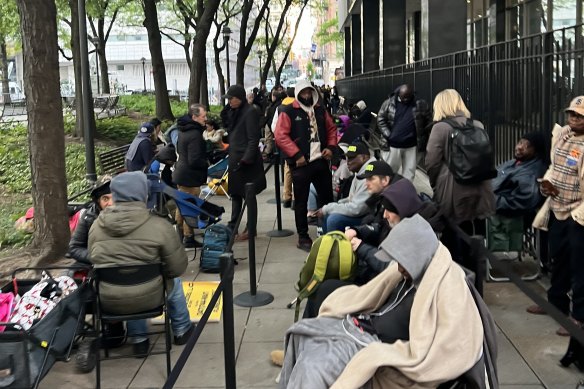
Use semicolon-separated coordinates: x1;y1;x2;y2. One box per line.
174;323;194;345
133;339;150;358
282;200;292;208
297;236;313;252
307;216;318;225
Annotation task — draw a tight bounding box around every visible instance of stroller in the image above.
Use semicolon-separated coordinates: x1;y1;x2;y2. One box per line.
147;174;225;241
0;266;91;389
204;150;229;200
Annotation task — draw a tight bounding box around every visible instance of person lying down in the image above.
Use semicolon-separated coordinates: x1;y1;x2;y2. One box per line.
279;214;487;389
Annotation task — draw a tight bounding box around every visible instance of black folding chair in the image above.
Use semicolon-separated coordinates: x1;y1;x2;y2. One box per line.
93;263;171;389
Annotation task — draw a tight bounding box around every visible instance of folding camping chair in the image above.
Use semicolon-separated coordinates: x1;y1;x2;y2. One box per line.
204;155;229;200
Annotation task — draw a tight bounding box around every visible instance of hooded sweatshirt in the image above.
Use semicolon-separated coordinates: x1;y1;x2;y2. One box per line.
275;80;338;165
89;174;187;314
323;156;377;217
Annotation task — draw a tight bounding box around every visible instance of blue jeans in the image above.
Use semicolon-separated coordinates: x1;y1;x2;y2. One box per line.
127;278;191;343
307;184;318;212
323;213;363;233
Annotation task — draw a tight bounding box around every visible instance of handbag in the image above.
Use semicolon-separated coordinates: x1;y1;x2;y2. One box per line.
0;293;15;332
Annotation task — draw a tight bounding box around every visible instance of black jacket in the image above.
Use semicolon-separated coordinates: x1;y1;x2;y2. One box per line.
226;102;267;196
172;115;208;187
68;203;99;265
377;90;432;151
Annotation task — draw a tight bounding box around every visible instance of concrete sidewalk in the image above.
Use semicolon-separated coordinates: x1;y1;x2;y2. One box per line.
40;168;583;388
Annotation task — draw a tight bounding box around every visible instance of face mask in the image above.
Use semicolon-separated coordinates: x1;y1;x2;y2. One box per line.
298;96;314;107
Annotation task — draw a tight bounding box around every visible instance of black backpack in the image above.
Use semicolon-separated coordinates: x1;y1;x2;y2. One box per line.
445;118;497;184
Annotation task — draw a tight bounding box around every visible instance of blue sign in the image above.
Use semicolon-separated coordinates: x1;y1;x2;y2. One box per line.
311;43;317;53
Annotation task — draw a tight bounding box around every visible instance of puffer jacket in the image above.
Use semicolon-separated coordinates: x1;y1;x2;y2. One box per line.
68;203;99;265
172;114;208;187
88;202;187;314
377;89;432;151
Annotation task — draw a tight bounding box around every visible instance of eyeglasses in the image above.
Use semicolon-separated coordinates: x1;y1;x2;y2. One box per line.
568;111;584;120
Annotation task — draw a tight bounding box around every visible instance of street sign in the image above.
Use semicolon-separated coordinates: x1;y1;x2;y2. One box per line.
311;43;317;53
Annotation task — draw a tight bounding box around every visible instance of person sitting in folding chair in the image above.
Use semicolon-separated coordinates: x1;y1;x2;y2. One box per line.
89;172;194;357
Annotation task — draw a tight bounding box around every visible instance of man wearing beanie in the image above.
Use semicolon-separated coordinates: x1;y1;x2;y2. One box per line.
125;122;158;172
89;171;194;356
222;84;267;240
492;131;548;215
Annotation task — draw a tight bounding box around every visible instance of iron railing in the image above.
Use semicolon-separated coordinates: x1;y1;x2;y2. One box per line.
337;24;584;164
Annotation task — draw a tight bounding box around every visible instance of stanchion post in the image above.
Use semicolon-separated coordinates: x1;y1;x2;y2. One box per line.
220;252;236;389
234;183;274;307
267;148;294;237
246;183;258;296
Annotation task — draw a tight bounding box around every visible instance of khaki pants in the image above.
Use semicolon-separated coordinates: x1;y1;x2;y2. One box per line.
283;162;293;202
176;185;201;237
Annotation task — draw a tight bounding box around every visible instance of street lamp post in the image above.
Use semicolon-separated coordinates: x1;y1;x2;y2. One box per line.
222;25;232;87
91;37;100;95
140;57;147;93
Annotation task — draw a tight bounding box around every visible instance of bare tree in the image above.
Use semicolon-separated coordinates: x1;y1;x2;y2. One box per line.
87;0;129;94
15;0;70;264
259;0;295;85
175;0;220;106
235;0;270;85
212;0;241;99
275;0;308;84
143;0;174;120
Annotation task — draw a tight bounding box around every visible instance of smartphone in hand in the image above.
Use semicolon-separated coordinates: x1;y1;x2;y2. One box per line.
537;178;559;196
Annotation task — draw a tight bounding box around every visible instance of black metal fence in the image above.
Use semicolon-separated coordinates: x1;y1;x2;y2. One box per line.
337;24;584;164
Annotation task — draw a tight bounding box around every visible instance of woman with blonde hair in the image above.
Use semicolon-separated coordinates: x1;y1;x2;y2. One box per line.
425;89;495;232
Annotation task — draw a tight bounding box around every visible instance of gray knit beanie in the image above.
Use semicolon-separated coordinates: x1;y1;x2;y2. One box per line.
110;171;149;203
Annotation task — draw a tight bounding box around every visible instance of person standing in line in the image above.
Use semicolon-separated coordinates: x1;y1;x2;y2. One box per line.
377;84;431;179
531;96;584;337
172;104;208;249
223;84;267;240
275;79;338;251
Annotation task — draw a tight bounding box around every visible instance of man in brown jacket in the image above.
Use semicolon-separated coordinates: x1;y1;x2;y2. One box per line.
89;171;193;356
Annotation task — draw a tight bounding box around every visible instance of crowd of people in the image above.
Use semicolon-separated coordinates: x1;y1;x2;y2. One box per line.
66;78;584;384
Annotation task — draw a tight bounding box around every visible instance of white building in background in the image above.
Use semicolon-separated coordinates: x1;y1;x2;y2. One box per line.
57;27;261;103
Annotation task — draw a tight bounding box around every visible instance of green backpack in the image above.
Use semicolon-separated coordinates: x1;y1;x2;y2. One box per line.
292;231;356;321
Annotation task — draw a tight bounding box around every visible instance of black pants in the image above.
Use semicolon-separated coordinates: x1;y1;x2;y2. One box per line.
547;214;584;322
291;159;333;237
228;195;244;234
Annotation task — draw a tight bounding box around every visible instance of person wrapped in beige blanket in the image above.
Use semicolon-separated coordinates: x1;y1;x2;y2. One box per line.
280;215;488;389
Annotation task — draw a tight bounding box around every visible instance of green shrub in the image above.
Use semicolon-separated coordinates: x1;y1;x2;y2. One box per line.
95;117;140;144
0;198;33;249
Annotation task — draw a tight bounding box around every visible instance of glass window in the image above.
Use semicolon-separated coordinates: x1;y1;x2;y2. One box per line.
116;65;124;71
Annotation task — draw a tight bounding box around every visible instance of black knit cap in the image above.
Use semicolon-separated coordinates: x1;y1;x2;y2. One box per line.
520;131;547;159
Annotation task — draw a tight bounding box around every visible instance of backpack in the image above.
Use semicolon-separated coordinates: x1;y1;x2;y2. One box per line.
164;123;179;147
200;224;232;273
292;231;356;321
445;118;497;184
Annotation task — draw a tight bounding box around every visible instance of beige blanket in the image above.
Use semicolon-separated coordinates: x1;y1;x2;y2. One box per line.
319;243;484;389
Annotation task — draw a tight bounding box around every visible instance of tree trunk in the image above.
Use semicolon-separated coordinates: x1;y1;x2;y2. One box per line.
235;0;270;86
212;23;226;101
98;49;110;94
261;0;293;85
276;1;309;84
143;0;174;121
0;40;11;104
16;0;70;264
69;0;83;137
187;0;220;106
200;57;209;108
96;18;110;94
